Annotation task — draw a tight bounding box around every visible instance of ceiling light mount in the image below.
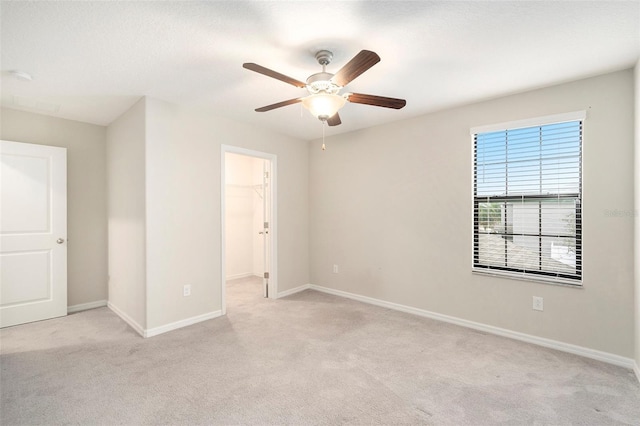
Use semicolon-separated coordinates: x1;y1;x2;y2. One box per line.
314;50;333;67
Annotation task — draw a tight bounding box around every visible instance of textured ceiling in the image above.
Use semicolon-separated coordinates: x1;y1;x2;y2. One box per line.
1;1;639;141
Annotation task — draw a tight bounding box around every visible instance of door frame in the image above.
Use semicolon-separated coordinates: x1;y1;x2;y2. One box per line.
220;145;277;315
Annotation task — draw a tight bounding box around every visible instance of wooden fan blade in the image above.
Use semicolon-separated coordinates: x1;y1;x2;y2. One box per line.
347;93;406;109
255;98;303;112
331;50;381;87
243;63;307;88
327;113;342;126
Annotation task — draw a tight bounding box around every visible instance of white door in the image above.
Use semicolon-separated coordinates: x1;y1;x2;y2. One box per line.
1;140;67;328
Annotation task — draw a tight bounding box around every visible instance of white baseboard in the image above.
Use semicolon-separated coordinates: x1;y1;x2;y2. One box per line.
276;283;311;298
108;302;222;338
68;299;107;314
107;302;145;337
226;272;257;281
634;361;640;384
144;310;222;338
308;284;636;370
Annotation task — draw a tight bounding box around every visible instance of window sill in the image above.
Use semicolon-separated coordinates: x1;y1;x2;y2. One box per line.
472;268;583;288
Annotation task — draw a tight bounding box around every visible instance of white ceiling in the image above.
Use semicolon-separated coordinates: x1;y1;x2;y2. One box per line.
1;1;639;141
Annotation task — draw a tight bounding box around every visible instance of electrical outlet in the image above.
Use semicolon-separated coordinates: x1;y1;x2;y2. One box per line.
183;285;191;297
532;296;543;311
333;264;339;273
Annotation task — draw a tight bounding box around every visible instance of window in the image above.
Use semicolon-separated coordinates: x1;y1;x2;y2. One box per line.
472;112;584;284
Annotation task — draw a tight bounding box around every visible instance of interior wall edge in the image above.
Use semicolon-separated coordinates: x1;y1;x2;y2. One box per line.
105;97;148;330
107;302;145;337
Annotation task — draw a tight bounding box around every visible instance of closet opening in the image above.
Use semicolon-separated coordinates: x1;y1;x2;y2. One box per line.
221;146;277;315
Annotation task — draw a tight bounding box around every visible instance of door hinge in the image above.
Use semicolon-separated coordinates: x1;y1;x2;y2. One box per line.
264;171;269;179
264;222;269;229
264;272;269;279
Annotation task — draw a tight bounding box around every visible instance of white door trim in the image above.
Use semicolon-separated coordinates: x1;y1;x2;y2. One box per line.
220;145;277;315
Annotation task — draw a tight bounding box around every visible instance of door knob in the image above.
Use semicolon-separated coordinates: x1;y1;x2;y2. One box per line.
56;238;65;244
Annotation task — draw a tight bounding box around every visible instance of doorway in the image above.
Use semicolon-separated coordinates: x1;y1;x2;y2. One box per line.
221;145;277;315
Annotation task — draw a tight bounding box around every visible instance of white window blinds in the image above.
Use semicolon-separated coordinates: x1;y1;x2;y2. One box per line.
473;118;582;284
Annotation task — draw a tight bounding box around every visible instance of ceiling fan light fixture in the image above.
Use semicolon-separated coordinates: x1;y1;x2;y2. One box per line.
302;93;346;121
245;49;405;126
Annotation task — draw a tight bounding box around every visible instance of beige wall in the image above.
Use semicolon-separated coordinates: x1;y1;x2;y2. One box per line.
144;98;309;329
310;69;635;358
106;98;147;329
634;60;640;373
0;108;108;308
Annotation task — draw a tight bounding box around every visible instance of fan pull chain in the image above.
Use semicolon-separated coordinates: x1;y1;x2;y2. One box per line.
321;120;326;151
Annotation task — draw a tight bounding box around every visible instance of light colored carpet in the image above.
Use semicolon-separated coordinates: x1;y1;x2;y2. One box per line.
1;276;639;425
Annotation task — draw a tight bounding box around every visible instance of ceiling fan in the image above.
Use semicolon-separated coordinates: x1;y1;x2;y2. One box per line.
243;50;406;126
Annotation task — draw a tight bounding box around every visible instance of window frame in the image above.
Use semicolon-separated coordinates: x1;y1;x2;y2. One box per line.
470;111;586;286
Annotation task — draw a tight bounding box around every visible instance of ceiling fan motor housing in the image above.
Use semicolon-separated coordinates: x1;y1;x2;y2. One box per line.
305;50;342;95
306;72;341;94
